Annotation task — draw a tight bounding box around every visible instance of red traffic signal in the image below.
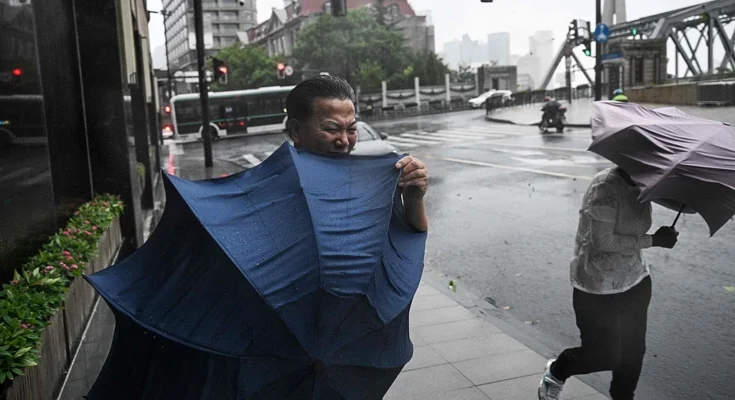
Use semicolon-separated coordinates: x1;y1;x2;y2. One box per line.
277;63;285;71
163;105;171;113
12;68;22;77
218;66;228;74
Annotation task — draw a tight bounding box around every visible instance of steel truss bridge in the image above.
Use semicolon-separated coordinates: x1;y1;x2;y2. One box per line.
540;0;735;90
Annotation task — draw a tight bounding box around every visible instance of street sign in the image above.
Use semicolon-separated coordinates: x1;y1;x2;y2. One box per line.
602;51;623;61
601;51;624;65
284;65;294;77
594;23;610;43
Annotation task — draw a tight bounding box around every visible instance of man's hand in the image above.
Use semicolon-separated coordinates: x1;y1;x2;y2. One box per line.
652;226;679;249
395;156;428;201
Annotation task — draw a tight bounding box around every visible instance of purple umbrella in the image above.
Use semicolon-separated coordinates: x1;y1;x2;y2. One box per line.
589;101;735;236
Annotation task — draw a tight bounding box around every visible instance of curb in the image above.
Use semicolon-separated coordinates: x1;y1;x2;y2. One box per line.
485;115;591;128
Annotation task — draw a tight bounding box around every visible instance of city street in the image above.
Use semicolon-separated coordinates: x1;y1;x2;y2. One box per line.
164;110;735;400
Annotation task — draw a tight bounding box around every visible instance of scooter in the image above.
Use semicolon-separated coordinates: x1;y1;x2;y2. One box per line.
539;107;566;134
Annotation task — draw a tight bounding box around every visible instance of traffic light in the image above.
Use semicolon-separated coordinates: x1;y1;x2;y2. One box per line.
163;104;171;114
212;58;228;84
12;68;22;77
631;28;638;37
583;20;592;56
331;0;346;17
569;20;579;42
277;62;286;79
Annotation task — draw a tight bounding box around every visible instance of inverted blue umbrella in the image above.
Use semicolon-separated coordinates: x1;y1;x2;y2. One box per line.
84;142;427;399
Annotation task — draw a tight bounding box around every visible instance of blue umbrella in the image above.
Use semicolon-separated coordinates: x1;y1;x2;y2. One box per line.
83;142;427;399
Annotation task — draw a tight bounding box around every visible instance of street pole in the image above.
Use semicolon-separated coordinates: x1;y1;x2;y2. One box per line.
594;0;602;101
566;55;573;104
162;10;173;101
193;0;213;167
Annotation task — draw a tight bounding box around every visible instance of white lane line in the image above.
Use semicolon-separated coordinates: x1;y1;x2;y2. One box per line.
401;133;459;142
386;135;442;145
384;139;418;148
0;167;34;183
421;132;486;141
467;141;590;153
243;154;262;166
425;156;592;181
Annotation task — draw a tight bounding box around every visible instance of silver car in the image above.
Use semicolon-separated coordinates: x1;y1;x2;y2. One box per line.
351;121;398;156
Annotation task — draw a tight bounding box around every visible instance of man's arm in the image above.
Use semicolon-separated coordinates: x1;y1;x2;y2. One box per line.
395;156;429;232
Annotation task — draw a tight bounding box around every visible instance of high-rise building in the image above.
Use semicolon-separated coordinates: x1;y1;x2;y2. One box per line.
529;30;554;82
460;34;484;66
162;0;258;77
509;54;521;66
517;54;541;90
487;32;510;66
603;0;627;25
442;40;462;70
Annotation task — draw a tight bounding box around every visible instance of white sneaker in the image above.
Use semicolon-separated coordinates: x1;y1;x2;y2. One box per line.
538;359;565;400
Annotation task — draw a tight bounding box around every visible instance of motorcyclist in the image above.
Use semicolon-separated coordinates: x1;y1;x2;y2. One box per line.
541;96;561;125
612;88;628;102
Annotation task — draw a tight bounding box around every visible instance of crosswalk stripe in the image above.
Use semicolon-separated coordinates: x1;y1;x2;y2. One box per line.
0;167;34;183
386;136;441;145
432;130;504;139
384;139;418;148
264;151;273;157
243;154;262;166
400;133;458;142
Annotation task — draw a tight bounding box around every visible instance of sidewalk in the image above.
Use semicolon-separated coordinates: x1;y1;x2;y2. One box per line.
486;99;735;128
385;280;606;400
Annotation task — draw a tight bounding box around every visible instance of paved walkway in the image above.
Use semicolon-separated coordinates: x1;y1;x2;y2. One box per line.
385;280;606;400
487;99;735;127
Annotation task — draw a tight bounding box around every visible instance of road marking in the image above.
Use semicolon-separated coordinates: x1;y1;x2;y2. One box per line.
466;141;590;153
386;136;441;145
243;154;262;166
400;133;459;142
425;156;592;181
429;131;504;140
384;139;418;148
264;151;274;157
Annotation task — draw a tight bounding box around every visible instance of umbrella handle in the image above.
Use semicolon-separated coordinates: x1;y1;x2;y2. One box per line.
671;204;686;229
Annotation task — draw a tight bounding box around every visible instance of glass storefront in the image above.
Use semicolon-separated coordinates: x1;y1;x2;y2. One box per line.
0;0;58;282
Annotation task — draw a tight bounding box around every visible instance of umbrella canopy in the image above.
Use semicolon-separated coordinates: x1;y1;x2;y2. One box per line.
84;142;427;399
590;101;735;235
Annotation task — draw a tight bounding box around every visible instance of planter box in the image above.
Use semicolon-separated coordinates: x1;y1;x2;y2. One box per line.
4;218;122;400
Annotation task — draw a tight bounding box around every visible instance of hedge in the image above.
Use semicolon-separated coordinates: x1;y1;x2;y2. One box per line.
0;195;124;385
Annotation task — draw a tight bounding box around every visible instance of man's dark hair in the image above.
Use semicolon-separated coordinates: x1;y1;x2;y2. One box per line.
286;75;356;138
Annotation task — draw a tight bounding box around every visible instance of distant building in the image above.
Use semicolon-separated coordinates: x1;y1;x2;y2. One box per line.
529;30;554;81
442;40;462;70
162;0;258;79
487;32;510;66
509;54;521;66
517;73;534;91
517;54;541;90
477;65;517;92
247;0;434;59
459;34;486;65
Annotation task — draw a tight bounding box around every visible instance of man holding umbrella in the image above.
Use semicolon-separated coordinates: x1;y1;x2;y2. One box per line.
287;75;429;232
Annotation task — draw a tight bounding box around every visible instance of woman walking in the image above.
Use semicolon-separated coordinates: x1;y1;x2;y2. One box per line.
538;166;679;400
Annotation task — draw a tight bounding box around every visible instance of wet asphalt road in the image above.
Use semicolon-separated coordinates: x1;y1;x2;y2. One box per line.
165;110;735;400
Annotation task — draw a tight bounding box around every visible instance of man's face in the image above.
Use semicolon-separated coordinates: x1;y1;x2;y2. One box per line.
292;98;357;155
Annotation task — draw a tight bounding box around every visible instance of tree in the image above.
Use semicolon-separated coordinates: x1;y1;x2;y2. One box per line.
292;8;405;87
451;65;474;83
405;50;449;86
209;44;281;91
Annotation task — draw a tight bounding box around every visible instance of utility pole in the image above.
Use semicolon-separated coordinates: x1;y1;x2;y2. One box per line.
193;0;213;167
594;0;602;101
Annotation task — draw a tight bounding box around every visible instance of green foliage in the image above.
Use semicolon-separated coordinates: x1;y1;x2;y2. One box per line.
292;8;448;91
451;65;474;84
0;195;124;386
293;8;405;86
209;44;283;91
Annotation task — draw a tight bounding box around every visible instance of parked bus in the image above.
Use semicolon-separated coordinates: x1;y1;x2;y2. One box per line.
169;85;295;140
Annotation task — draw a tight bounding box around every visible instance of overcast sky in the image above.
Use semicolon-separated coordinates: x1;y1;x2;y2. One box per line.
149;0;726;71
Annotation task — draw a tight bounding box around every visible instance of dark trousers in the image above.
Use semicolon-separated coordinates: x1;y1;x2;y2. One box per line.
551;276;652;400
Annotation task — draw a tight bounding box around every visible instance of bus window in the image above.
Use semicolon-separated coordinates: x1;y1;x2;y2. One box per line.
263;98;282;116
247;100;264;117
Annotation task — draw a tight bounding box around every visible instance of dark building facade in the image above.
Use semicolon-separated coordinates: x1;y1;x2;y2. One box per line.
0;0;161;280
